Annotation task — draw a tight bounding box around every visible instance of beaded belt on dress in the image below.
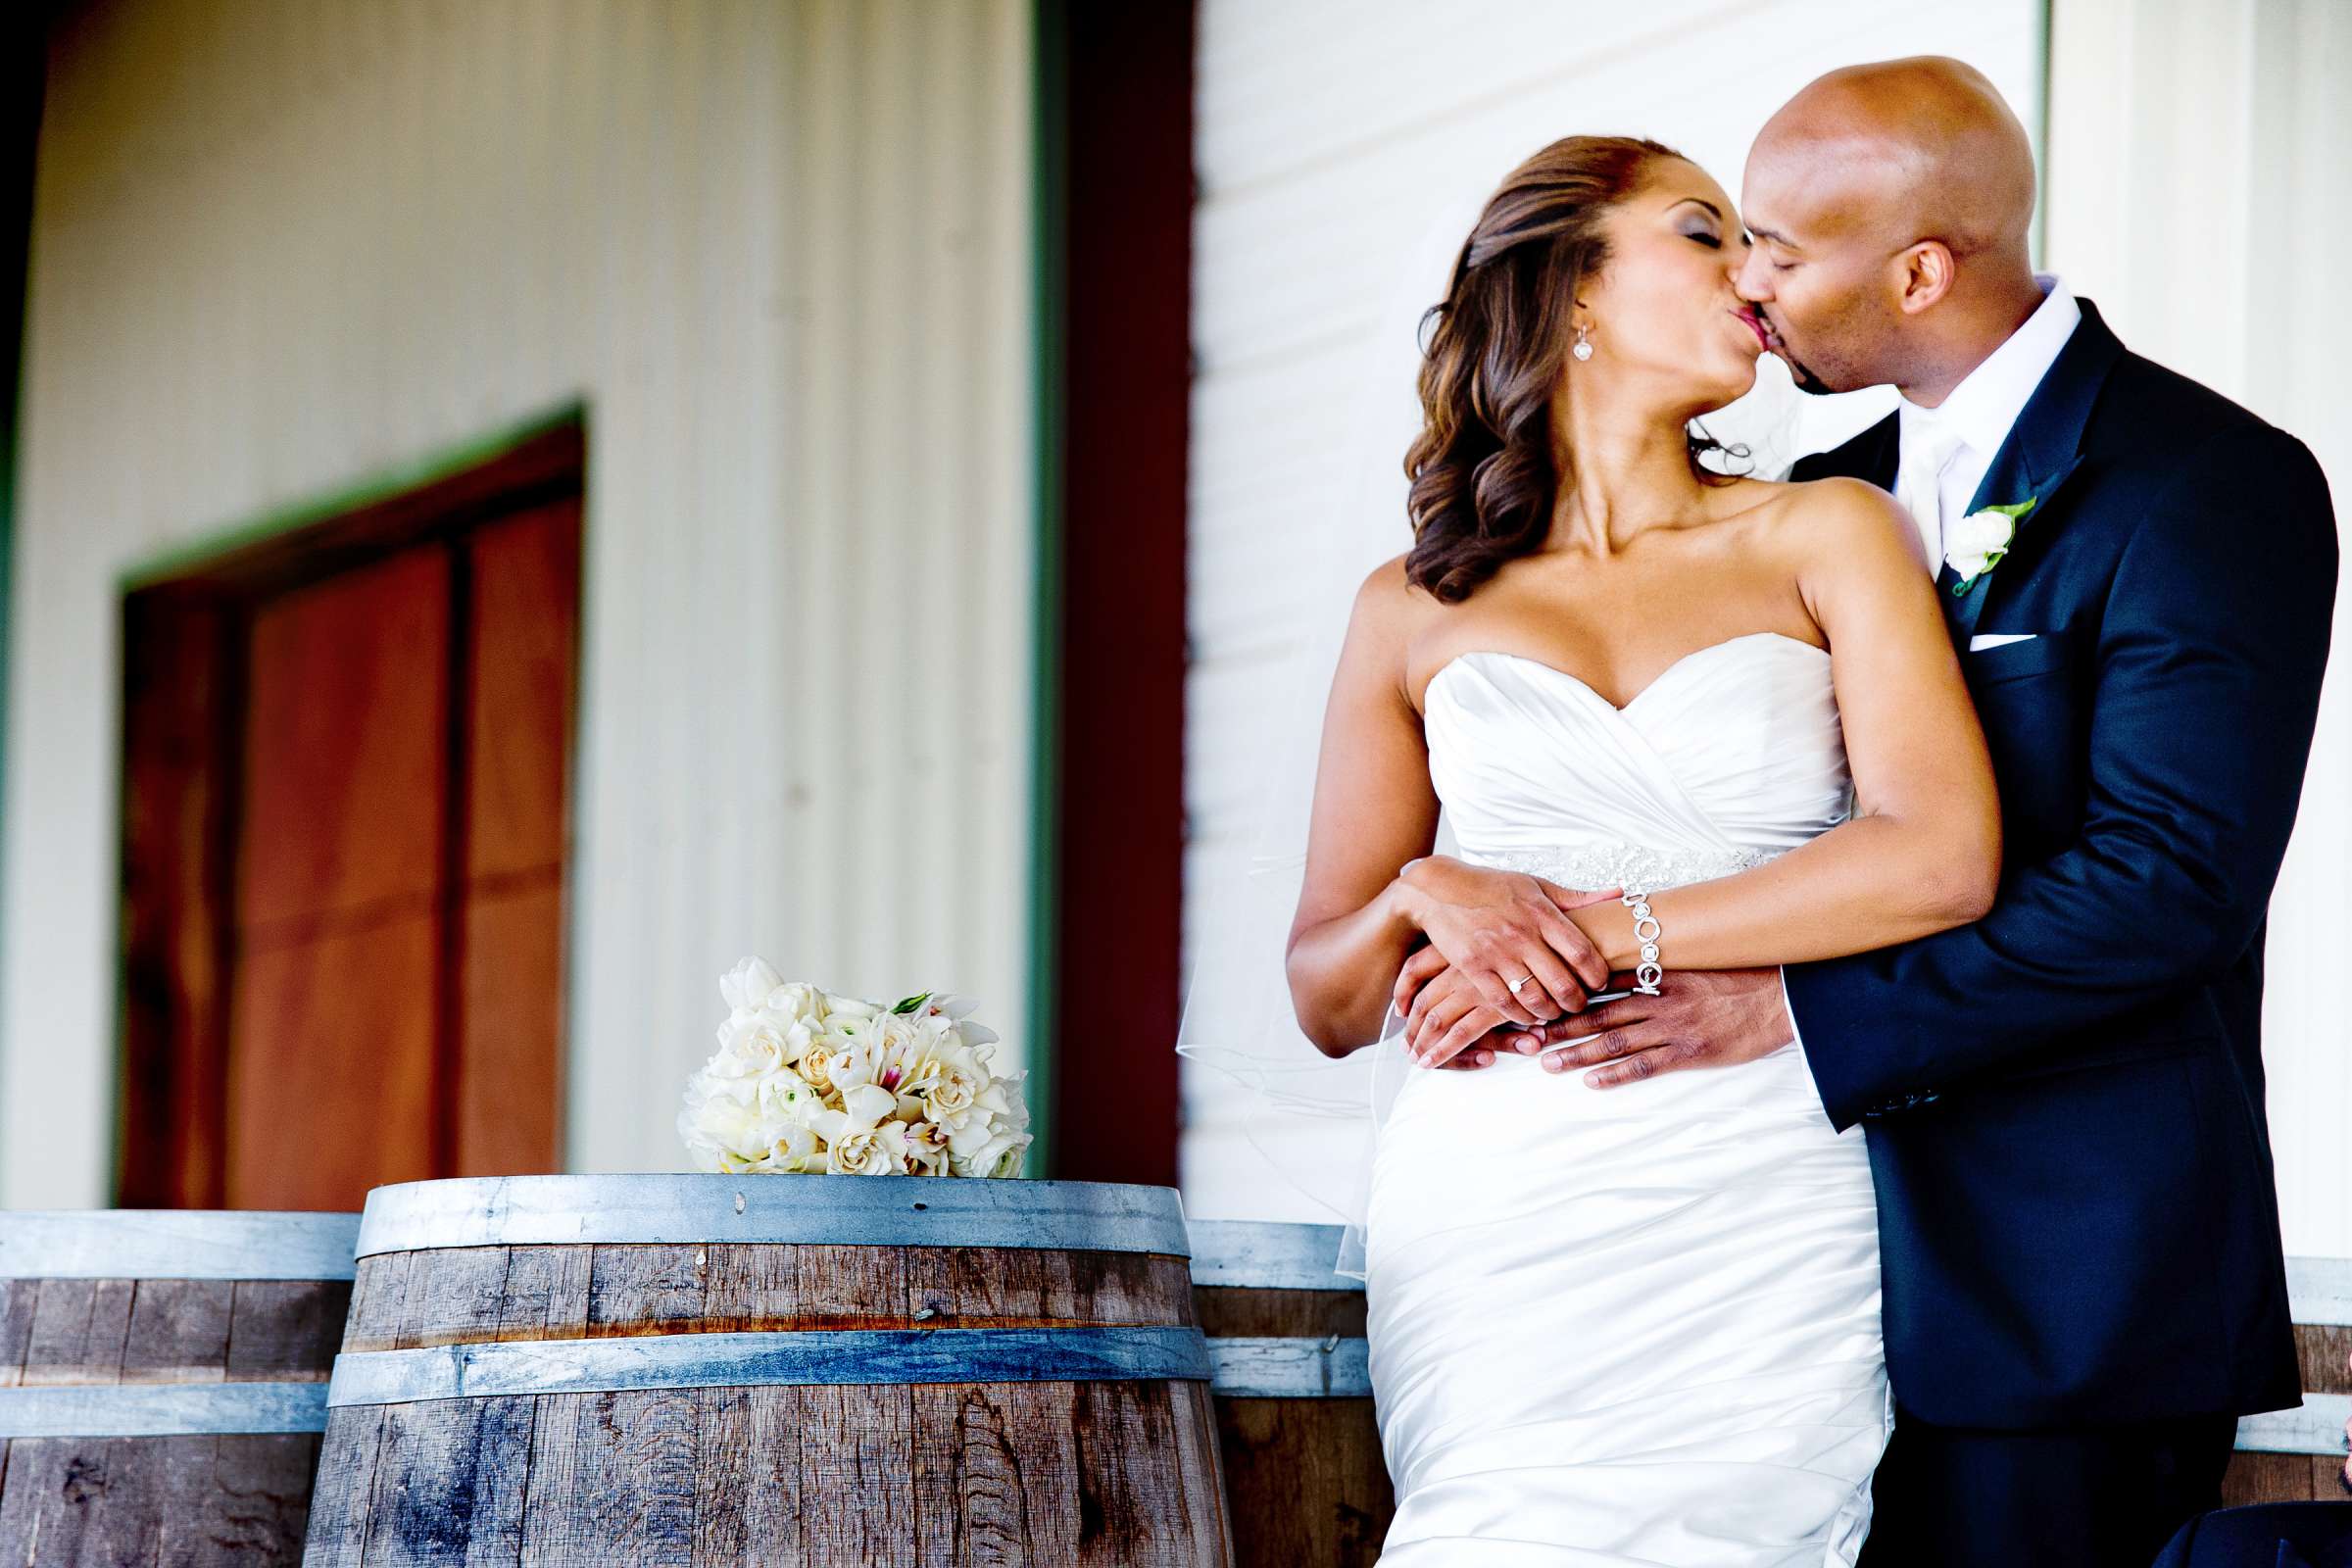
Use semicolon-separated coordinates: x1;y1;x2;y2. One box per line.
1470;841;1777;894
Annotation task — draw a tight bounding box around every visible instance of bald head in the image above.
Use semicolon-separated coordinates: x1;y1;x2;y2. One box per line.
1736;58;2046;400
1753;56;2035;263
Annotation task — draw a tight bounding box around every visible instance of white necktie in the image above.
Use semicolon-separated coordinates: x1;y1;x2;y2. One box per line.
1895;418;1967;575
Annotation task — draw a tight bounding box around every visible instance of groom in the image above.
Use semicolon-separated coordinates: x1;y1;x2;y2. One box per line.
1424;58;2339;1567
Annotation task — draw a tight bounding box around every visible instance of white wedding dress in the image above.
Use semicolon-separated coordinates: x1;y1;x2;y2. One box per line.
1366;631;1890;1566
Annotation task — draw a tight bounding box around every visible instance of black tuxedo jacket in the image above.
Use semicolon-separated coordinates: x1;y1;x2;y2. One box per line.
1784;299;2336;1428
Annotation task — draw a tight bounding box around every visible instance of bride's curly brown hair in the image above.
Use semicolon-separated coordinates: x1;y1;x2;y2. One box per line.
1404;135;1745;603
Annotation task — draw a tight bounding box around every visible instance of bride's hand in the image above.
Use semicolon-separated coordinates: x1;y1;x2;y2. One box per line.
1397;956;1544;1069
1393;857;1618;1028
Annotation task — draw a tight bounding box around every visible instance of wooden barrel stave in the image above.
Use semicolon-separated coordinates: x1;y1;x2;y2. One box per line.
1188;1220;1390;1568
0;1211;358;1564
2223;1318;2352;1504
342;1243;1199;1350
311;1177;1230;1568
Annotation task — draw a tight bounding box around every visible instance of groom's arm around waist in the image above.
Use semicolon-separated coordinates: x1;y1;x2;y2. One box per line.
1787;423;2339;1131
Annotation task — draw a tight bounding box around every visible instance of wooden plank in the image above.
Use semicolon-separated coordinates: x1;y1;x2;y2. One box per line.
586;1246;710;1339
2313;1455;2349;1499
2298;1322;2351;1394
391;1247;511;1350
117;589;238;1208
463;500;579;879
236;547;450;929
122;1280;234;1386
77;1435;169;1566
902;1248;1193;1330
226;912;441;1212
456;886;564;1179
0;1438;75;1561
1168;1382;1235;1565
356;1396;534;1566
494;1247;592;1344
227;1280;350;1381
301;1406;388;1568
691;1384;804;1568
161;1432;318;1566
910;1382;1083;1566
23;1278;135;1387
1193;1285;1366;1340
518;1390;698;1567
792;1246;907;1330
0;1277;33;1387
1214;1395;1390;1568
2224;1448;2320;1505
1067;1379;1210;1566
798;1385;916;1562
343;1254;414;1355
702;1244;799;1334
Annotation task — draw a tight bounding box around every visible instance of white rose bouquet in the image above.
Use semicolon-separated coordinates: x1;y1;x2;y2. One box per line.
677;957;1033;1179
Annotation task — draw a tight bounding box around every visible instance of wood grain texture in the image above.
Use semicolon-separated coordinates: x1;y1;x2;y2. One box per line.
1214;1396;1390;1568
2298;1323;2351;1394
0;1270;341;1564
314;1236;1231;1566
689;1385;802;1568
518;1389;700;1567
302;1404;388;1567
0;1277;35;1387
363;1395;537;1566
170;1434;320;1565
1195;1271;1391;1566
122;1278;234;1385
228;1280;352;1382
1193;1284;1364;1340
22;1278;134;1387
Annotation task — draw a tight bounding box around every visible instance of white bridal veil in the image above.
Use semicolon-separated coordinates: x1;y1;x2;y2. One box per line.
1172;174;1854;1278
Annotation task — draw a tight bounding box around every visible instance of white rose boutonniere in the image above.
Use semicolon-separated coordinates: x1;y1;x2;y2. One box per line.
1944;496;2038;593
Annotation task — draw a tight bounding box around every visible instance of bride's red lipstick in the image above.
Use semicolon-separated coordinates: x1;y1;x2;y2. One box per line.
1735;306;1771;351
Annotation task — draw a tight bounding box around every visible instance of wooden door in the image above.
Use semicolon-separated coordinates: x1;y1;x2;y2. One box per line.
119;425;581;1211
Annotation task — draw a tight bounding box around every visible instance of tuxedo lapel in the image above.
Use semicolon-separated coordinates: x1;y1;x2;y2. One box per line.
1941;300;2127;649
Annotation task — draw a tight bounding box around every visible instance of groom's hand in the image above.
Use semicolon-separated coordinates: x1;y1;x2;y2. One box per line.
1396;952;1546;1069
1523;967;1793;1087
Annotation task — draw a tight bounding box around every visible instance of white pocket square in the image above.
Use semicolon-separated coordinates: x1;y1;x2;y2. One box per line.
1968;633;2038;652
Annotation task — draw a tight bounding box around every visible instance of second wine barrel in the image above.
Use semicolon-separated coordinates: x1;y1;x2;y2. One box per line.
1188;1219;1391;1568
0;1208;360;1562
304;1174;1232;1566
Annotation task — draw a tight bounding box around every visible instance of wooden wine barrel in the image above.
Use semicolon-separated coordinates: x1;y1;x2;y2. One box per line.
1188;1220;1391;1568
0;1209;360;1561
305;1174;1232;1566
2224;1256;2352;1503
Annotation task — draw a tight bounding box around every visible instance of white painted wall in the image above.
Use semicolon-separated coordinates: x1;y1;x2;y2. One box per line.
2047;0;2352;1255
0;0;1039;1204
1180;0;2047;1221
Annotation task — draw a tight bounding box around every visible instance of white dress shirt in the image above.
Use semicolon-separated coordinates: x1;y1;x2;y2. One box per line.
1777;273;2082;1071
1893;273;2082;568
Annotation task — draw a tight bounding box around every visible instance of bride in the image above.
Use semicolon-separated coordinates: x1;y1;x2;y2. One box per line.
1283;136;2002;1563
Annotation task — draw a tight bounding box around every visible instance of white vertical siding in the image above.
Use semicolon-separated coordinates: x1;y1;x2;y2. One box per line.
0;0;1038;1204
1180;0;2047;1219
2049;0;2352;1255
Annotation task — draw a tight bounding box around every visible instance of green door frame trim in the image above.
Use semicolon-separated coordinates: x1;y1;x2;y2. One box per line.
117;400;590;593
1023;0;1068;1179
104;398;590;1201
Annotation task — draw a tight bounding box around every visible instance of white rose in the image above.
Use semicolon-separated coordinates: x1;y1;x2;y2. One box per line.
1944;506;2022;583
822;993;882;1023
718;957;786;1015
825;1114;911;1176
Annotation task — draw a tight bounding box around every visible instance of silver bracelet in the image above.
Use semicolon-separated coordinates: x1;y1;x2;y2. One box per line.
1621;887;1664;996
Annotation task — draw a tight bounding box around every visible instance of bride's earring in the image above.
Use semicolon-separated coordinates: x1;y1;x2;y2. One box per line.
1572;324;1594;362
